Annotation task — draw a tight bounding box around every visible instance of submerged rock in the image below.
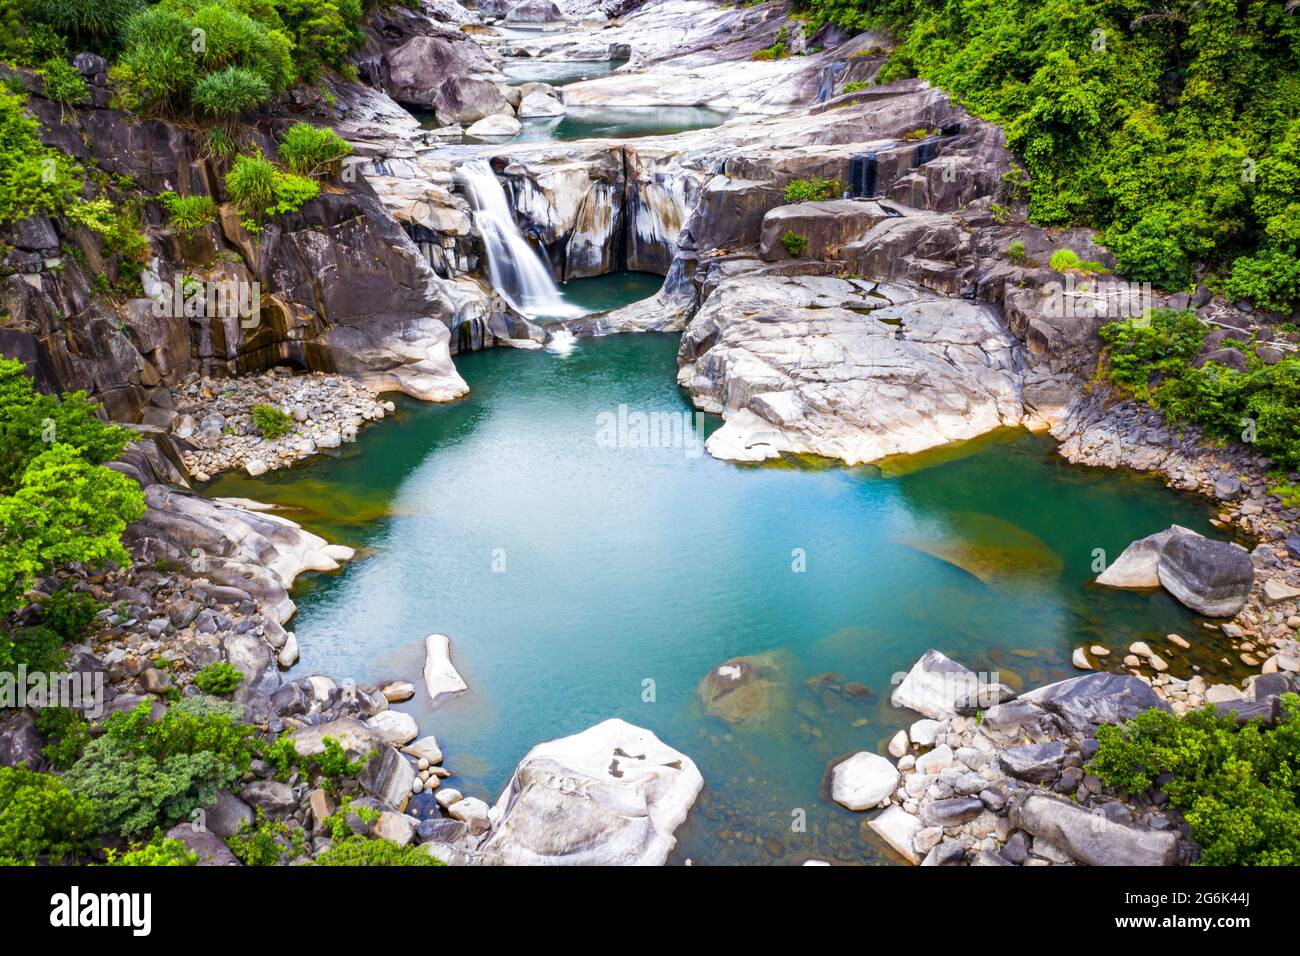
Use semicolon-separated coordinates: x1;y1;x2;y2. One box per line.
477;718;703;865
696;651;786;725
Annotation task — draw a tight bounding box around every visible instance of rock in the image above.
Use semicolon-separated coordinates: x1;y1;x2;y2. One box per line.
1204;684;1245;705
0;711;49;771
1213;474;1242;501
416;817;468;845
381;681;416;703
890;649;982;720
1013;794;1178;866
517;91;566;117
366;710;419;746
164;824;240;866
434;76;512;126
288;718;388;764
373;810;417;847
921;797;985;827
914;743;954;775
308;789;335;833
908;718;944;747
382;34;495;108
466;113;524;137
999;741;1067;782
240;780;296;815
697;651;786;725
1096;525;1198;589
423;633;468;703
1071;647;1092;670
921;840;966;866
446;796;492;834
1263;579;1300;606
476;718;703;865
887;729;909;758
831;752;899;810
1001;830;1030;864
1157;532;1254;617
360;747;417;809
505;0;562;21
276;632;299;668
1021;673;1169;733
401;736;443;766
867;805;923;865
200;789;254;838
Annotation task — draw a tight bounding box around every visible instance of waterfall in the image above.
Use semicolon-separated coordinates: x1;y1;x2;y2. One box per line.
458;159;582;319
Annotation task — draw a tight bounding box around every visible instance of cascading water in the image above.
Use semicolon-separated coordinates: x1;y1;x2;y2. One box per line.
458;159;582;319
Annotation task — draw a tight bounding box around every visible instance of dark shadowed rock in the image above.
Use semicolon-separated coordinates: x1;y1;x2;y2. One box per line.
1013;794;1178;866
1157;532;1254;617
201;789;254;838
999;740;1067;782
1021;673;1168;733
0;711;48;771
922;797;984;827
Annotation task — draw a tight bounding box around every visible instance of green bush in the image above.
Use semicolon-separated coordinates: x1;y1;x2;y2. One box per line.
780;230;808;257
26;0;146;53
65;696;256;835
1092;695;1300;865
34;706;91;770
0;764;96;864
792;0;1300;311
225;151;318;230
783;176;840;203
1047;248;1081;272
38;57;89;112
159;191;219;236
108;834;199;865
192;66;273;127
251;402;293;439
193;661;243;694
276;121;351;177
226;810;305;865
1100;308;1300;471
0;624;67;676
842;80;869;93
0;87;82;225
1006;240;1027;265
315;834;443;866
0;358;143;615
40;585;102;642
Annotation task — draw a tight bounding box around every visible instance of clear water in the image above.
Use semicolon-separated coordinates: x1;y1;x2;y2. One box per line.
515;105;733;142
552;270;662;316
503;59;629;87
204;332;1237;865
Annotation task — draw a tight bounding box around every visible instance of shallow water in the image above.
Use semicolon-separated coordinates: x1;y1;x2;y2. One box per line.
417;105;732;143
205;332;1237;865
502;58;629;87
551;270;662;315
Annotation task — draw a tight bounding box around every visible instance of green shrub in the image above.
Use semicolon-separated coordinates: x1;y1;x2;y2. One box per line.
1091;696;1300;865
251;402;293;439
0;358;143;615
193;661;243;694
0;88;82;225
1006;240;1027;265
1227;250;1300;315
0;764;96;864
226;810;305;865
842;80;869;93
40;585;102;641
780;230;808;257
225;151;318;230
65;197;150;262
315;834;442;866
192;65;273;128
276;121;351;177
26;0;147;53
65;696;256;835
1048;248;1081;272
0;624;68;676
108;834;199;865
783;176;840;203
159;191;219;236
38;57;89;112
35;706;91;770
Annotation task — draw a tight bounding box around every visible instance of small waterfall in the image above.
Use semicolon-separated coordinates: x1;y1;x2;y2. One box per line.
816;62;846;103
545;328;577;355
458;159;581;319
847;152;877;198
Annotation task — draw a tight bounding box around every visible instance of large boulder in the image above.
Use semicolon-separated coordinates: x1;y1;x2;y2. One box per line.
477;718;703;865
890;649;983;720
505;0;563;21
867;805;922;864
1096;525;1197;589
0;711;48;771
831;752;899;810
433;76;513;126
1020;673;1168;734
1013;794;1179;866
165;824;241;865
423;633;467;703
383;34;495;107
1157;532;1254;617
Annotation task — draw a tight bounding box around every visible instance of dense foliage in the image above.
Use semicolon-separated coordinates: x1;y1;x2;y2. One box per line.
66;697;256;835
783;176;841;203
0;357;143;616
276;121;351;177
0;764;96;864
314;834;442;866
1092;695;1300;865
794;0;1300;310
1100;309;1300;471
225;151;318;232
0;87;82;225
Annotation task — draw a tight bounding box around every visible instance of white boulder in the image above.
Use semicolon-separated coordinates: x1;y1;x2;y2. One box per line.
831;752;899;810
